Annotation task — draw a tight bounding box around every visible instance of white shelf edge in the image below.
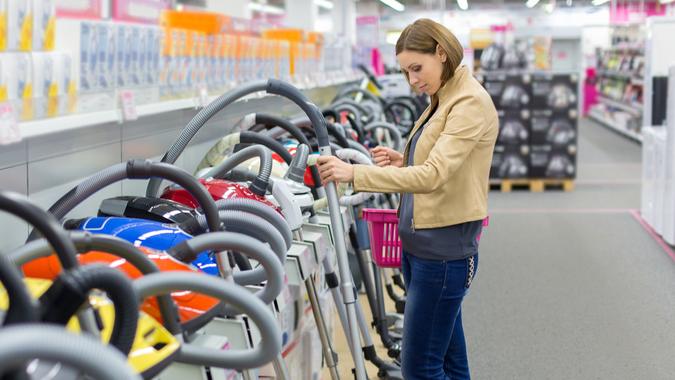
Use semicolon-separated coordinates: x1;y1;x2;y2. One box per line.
588;112;643;143
21;110;122;139
18;79;355;140
598;96;643;115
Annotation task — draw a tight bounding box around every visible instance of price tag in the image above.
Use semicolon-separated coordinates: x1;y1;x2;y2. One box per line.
196;84;209;108
0;103;21;145
118;90;138;121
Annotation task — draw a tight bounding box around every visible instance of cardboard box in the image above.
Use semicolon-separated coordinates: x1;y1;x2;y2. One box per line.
497;109;530;146
490;144;529;179
530;109;577;148
531;72;578;111
529;144;576;179
33;0;55;51
7;0;31;51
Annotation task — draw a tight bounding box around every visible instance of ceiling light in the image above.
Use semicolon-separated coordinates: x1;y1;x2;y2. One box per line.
379;0;405;12
544;0;556;12
591;0;610;5
658;0;674;4
315;0;334;9
526;0;540;8
457;0;469;10
248;2;285;15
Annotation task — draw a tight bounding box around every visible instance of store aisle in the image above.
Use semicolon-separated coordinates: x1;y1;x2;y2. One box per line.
466;118;675;379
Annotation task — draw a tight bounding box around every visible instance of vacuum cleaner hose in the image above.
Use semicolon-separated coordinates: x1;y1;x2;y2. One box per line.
0;325;141;380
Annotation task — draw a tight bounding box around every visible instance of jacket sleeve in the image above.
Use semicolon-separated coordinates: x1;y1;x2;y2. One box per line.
353;98;487;194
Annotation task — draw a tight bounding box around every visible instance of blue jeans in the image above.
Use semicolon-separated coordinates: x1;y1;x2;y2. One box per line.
400;251;478;380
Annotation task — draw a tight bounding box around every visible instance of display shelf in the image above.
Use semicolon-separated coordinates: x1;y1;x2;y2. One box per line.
588;110;643;143
596;69;643;82
598;96;643;115
18;79;357;140
605;46;643;53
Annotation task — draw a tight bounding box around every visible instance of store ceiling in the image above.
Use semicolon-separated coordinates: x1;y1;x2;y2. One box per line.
358;0;605;10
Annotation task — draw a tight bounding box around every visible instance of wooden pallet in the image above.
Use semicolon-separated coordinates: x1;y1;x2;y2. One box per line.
490;179;575;193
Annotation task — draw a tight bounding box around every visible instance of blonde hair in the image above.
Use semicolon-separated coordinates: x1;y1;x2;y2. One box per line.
396;18;464;84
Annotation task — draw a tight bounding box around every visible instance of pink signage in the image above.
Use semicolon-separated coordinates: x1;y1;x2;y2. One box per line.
610;1;667;24
112;0;169;24
56;0;103;19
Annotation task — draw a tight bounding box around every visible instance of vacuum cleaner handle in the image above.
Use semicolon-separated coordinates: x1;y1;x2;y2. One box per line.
0;255;38;325
41;160;221;236
199;145;273;197
0;325;141;380
357;63;384;90
38;264;139;355
334;85;385;109
250;113;325;190
214;198;293;248
0;191;79;270
148;79;331;199
9;231;181;335
167;231;284;313
334;148;376;206
134;271;282;370
195;131;293;177
363;121;404;152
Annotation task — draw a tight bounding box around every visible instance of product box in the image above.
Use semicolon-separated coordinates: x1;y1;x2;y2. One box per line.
77;21;98;92
0;1;6;51
146;26;160;86
529;144;577;179
475;72;506;107
497;109;530;146
530;109;578;147
33;0;55;51
476;72;532;110
0;53;33;119
7;0;32;51
490;144;529;179
32;51;76;117
96;22;115;90
531;72;578;112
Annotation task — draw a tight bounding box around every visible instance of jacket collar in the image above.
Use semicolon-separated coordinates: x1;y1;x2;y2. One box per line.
431;64;467;107
403;65;468;157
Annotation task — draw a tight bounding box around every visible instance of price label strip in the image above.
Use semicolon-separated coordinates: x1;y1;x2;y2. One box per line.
119;90;138;122
0;103;21;145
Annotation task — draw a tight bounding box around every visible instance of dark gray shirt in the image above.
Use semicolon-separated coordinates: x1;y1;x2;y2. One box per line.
398;116;483;262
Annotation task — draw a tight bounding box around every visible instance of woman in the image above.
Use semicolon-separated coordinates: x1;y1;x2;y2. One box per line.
317;18;498;380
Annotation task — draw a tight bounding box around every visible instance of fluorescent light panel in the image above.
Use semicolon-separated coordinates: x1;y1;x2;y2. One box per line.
315;0;334;9
592;0;610;5
248;2;285;15
525;0;540;8
379;0;405;12
457;0;469;10
659;0;675;3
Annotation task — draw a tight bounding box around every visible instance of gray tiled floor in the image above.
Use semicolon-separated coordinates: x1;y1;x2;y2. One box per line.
465;119;675;379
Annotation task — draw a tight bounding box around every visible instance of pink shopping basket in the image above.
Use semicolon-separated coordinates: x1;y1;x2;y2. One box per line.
362;208;402;268
362;208;490;268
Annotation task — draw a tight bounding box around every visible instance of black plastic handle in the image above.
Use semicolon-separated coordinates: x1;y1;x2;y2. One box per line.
1;191;79;269
38;264;139;355
0;255;38;325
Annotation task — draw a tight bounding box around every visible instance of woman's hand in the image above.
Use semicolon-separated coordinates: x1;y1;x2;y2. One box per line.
371;146;404;168
317;156;355;184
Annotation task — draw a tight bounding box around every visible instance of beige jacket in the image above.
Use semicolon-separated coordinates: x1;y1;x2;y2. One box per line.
353;65;498;229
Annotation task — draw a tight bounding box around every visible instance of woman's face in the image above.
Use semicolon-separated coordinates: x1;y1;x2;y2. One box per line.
397;48;446;96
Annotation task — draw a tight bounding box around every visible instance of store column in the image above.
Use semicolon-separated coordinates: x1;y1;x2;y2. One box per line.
285;0;319;31
333;0;356;44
